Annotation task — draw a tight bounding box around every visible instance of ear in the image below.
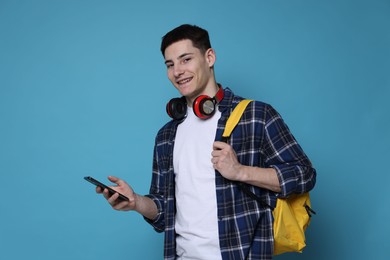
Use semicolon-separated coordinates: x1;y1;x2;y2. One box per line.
205;48;216;67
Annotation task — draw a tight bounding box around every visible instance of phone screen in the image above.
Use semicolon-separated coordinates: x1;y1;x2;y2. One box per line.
84;176;129;201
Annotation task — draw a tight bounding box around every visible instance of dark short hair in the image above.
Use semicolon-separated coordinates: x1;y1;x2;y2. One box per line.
160;24;212;57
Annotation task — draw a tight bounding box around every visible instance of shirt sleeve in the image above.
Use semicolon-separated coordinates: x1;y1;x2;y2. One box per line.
144;194;165;232
143;140;166;233
262;104;316;197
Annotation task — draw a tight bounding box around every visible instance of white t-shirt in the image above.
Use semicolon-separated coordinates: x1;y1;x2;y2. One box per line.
173;107;222;260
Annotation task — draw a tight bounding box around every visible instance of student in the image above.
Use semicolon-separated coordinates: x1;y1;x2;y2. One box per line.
97;24;316;260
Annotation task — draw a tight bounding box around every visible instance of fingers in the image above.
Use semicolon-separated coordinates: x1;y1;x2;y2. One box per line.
96;186;103;194
101;188;112;200
107;191;121;204
212;141;230;161
112;201;131;210
104;190;127;207
106;190;135;211
212;142;221;166
211;141;239;170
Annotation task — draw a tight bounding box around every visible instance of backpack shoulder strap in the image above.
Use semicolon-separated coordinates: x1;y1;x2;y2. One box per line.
222;99;253;139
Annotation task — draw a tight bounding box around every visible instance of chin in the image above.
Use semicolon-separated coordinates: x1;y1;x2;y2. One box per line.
177;85;194;97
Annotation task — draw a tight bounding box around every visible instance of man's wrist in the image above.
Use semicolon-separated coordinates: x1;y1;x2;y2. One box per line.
236;164;249;182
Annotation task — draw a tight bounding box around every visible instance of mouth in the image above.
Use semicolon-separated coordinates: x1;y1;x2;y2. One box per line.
177;77;193;86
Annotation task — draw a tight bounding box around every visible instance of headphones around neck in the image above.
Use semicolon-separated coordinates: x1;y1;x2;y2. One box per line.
166;86;224;120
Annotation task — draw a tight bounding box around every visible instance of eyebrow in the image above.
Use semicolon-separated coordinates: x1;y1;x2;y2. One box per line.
164;52;194;65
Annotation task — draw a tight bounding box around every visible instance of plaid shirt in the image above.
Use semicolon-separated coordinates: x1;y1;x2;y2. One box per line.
145;87;316;260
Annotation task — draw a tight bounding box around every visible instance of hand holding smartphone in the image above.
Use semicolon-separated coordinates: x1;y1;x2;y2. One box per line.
84;176;129;201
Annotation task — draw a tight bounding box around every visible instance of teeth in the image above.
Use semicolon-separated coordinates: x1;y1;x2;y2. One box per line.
178;78;191;84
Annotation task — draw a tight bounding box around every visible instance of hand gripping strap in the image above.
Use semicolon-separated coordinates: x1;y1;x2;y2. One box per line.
222;99;272;209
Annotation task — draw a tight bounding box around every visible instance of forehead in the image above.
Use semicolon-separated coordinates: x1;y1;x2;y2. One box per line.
164;39;201;60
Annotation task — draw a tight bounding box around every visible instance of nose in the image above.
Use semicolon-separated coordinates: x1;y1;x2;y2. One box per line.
173;64;184;78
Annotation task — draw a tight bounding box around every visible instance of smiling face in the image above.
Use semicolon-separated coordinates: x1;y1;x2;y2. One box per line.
164;39;217;106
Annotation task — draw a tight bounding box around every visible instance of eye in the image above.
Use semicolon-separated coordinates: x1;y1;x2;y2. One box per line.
183;57;191;64
166;63;173;69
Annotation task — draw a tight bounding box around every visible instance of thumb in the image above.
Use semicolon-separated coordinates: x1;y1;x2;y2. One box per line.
108;175;120;184
108;176;129;188
213;141;227;150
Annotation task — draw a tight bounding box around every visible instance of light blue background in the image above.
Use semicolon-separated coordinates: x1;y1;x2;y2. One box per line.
1;0;389;259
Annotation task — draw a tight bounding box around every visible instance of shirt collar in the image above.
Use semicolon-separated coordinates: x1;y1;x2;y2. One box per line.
218;86;234;113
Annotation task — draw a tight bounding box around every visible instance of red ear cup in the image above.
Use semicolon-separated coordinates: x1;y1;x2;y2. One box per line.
193;95;216;119
192;86;224;119
166;97;187;120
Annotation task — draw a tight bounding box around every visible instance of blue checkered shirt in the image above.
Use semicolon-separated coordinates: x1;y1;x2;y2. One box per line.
145;87;316;259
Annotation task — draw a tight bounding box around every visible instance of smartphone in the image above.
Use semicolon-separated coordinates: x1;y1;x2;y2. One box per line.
84;176;129;201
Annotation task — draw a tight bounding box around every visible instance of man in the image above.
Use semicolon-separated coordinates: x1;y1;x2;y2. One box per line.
97;24;316;260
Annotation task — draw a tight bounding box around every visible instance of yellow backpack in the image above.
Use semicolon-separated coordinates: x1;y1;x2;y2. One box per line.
222;99;316;255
